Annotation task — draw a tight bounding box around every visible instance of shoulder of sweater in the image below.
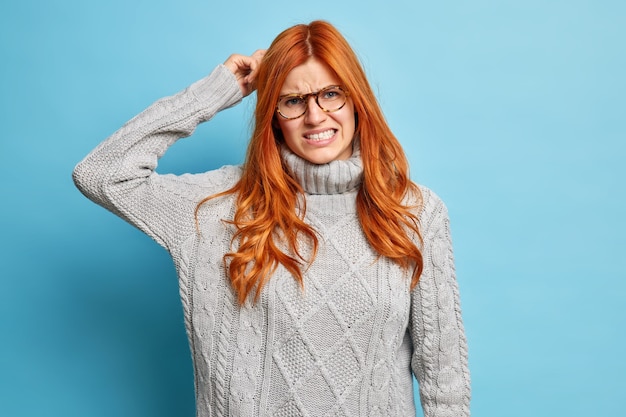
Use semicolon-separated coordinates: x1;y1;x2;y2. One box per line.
414;184;450;233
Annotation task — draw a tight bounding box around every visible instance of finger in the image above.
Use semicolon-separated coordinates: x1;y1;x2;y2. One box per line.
247;51;265;72
223;50;266;96
244;50;266;85
245;50;266;72
224;54;252;76
251;49;267;60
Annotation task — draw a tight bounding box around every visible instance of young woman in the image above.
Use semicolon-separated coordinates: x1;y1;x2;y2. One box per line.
74;20;471;417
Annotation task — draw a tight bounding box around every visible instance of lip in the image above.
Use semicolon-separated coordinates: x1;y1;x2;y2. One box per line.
303;128;337;146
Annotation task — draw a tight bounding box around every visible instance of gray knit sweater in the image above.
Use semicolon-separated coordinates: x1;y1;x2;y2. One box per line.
73;65;470;416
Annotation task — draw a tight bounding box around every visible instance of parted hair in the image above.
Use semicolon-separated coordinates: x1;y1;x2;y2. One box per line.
197;20;423;304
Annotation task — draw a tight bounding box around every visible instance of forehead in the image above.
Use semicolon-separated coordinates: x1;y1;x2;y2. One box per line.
280;57;341;94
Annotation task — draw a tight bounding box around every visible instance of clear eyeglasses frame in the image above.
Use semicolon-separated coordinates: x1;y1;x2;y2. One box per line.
276;85;349;120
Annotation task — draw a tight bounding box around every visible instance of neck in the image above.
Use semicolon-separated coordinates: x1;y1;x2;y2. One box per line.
280;141;363;195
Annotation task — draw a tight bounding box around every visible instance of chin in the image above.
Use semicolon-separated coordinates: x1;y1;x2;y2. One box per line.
300;151;345;165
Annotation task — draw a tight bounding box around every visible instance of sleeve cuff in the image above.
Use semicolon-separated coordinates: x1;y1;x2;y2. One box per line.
188;64;244;112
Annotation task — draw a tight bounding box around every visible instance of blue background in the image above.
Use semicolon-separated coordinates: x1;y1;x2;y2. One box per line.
1;1;624;416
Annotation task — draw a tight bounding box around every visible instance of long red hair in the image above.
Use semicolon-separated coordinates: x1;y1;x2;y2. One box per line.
197;21;423;304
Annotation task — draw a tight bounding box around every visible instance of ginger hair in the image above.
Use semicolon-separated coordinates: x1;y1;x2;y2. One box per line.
197;20;423;304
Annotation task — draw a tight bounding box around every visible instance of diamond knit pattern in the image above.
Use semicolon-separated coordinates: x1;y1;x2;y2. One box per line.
268;211;377;416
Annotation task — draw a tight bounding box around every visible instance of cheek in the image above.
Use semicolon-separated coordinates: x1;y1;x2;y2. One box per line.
343;108;357;135
344;102;356;132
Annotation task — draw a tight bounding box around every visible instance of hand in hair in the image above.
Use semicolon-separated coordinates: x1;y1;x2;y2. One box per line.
223;49;266;97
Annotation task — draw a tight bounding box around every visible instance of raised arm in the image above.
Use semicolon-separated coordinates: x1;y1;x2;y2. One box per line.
410;188;471;416
72;64;244;251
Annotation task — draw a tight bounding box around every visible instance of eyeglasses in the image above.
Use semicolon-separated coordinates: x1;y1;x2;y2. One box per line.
276;85;348;120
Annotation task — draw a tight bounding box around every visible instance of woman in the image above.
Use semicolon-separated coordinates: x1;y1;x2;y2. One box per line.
74;20;470;417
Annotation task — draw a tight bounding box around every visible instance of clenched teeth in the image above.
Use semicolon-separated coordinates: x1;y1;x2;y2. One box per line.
305;129;335;141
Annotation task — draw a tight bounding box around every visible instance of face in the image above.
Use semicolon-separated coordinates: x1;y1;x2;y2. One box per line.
275;57;356;165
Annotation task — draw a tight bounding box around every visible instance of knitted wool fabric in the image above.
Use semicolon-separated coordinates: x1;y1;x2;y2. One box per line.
73;65;471;416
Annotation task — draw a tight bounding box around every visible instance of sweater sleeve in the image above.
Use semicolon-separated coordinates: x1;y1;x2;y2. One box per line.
410;188;471;416
72;65;243;252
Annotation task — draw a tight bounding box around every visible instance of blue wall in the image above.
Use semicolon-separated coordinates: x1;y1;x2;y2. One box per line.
1;1;624;416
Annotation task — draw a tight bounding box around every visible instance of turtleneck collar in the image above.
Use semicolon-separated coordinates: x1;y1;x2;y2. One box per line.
280;140;363;195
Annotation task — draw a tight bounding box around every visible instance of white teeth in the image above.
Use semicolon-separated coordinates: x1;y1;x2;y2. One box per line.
306;130;335;141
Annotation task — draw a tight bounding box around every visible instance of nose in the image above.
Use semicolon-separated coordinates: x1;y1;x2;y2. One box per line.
303;96;326;125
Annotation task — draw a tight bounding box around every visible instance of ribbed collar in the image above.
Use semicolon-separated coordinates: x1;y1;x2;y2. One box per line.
281;141;363;195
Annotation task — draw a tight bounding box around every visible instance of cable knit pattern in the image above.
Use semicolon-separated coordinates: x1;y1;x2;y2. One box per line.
73;65;470;416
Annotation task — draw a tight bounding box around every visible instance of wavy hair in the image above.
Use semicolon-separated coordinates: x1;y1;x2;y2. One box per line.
197;20;423;304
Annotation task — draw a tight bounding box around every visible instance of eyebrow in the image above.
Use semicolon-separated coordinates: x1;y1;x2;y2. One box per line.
278;85;340;98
